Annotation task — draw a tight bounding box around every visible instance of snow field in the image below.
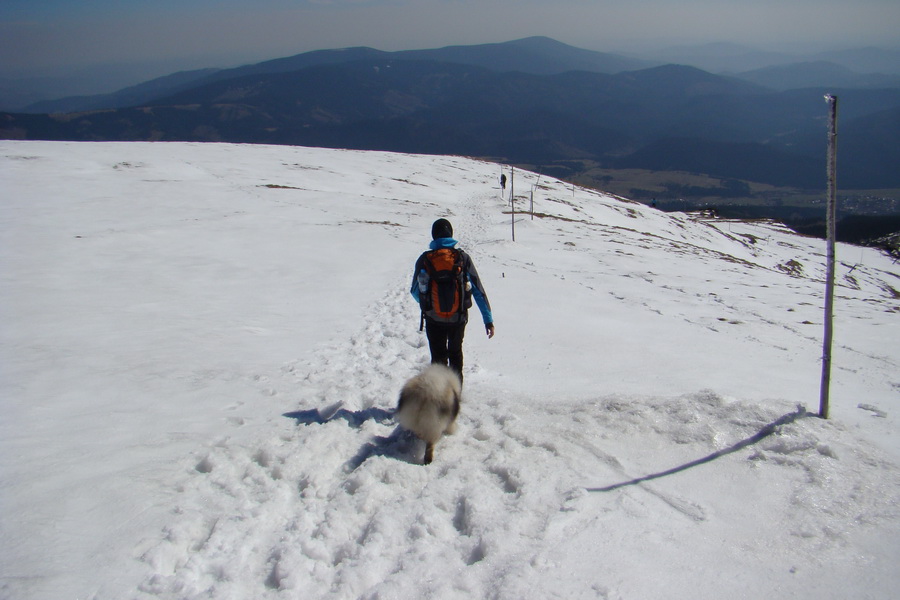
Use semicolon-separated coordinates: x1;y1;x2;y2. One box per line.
1;141;898;599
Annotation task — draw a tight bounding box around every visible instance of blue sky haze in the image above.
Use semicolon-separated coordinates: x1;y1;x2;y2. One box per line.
2;0;898;78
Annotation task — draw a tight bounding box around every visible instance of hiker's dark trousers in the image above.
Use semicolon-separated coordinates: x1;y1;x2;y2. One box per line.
425;319;466;383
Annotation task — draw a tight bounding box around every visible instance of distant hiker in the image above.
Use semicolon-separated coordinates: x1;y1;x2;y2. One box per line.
500;174;507;190
411;218;494;384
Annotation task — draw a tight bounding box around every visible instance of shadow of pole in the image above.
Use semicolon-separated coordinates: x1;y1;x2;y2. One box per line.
587;406;811;493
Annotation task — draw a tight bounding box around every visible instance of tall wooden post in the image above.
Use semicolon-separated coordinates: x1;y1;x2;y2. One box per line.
531;171;542;220
510;167;516;242
819;95;838;419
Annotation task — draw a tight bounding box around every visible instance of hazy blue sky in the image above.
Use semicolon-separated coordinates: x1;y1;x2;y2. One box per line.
2;0;899;76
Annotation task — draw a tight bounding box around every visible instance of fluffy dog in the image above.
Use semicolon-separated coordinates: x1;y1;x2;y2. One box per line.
396;364;462;465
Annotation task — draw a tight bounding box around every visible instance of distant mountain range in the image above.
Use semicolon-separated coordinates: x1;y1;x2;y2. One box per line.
736;61;900;92
2;37;899;189
9;38;654;114
655;42;900;76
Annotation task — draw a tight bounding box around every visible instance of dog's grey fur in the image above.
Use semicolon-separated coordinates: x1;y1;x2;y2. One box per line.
396;364;462;465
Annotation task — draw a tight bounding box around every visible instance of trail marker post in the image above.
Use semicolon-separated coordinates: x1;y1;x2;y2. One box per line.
819;94;838;419
510;167;516;241
531;171;541;220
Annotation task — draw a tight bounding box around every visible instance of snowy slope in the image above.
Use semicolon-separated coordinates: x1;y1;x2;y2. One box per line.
1;141;898;600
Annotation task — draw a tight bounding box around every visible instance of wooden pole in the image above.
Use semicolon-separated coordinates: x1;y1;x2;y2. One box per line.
819;95;838;419
510;167;516;242
532;170;542;220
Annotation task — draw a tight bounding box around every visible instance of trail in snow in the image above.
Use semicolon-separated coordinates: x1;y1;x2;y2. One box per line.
137;333;900;599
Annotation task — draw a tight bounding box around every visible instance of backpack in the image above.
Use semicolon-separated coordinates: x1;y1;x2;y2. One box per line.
420;248;471;324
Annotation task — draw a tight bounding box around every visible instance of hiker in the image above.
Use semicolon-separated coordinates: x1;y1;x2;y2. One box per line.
411;218;494;384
